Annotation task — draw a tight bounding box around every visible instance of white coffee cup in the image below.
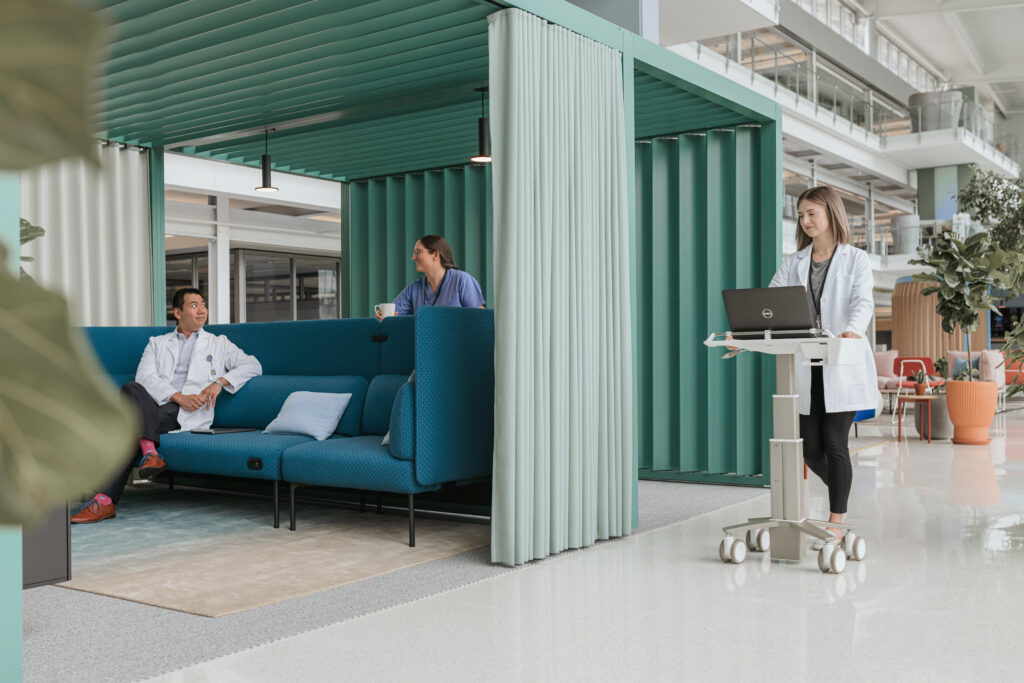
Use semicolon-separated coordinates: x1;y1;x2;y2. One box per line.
375;303;396;318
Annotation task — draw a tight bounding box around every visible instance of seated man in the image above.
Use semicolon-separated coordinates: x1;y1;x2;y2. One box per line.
72;288;262;523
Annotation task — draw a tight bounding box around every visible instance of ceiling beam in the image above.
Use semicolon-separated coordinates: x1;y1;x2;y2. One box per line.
944;11;987;76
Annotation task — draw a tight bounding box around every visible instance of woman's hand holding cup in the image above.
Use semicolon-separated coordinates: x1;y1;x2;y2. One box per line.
374;302;396;320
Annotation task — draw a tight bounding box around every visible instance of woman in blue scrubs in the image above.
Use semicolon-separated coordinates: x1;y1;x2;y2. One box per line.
387;235;485;316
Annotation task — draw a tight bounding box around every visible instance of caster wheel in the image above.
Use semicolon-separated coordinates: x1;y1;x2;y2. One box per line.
846;535;866;561
818;545;830;573
719;536;733;563
756;529;770;552
830;546;847;574
729;537;747;564
746;530;757;551
818;543;845;573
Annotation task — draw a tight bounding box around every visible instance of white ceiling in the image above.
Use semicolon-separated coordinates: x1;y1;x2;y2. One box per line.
865;0;1024;114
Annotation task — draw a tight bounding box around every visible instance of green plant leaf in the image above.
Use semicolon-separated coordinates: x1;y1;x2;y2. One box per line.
0;0;103;170
0;244;136;525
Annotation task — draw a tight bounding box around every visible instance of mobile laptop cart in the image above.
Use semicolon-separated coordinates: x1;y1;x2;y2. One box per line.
704;330;868;574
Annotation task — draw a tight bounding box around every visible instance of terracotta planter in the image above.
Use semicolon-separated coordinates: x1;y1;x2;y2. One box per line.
914;383;926;396
945;380;998;445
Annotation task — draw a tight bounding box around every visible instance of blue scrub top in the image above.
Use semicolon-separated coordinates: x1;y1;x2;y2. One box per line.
393;268;486;315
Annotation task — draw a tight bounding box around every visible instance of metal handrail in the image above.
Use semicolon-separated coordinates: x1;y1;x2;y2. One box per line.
700;30;1020;160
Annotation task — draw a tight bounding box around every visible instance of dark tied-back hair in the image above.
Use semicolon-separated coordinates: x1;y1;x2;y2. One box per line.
419;235;459;270
795;185;852;250
172;287;204;310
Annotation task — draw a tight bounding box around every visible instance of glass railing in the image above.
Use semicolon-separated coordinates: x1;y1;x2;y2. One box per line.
698;31;1020;165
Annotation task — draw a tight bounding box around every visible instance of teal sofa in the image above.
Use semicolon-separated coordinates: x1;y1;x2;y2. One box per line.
84;307;495;546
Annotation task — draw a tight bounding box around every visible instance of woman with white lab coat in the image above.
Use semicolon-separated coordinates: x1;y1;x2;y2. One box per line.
769;185;879;543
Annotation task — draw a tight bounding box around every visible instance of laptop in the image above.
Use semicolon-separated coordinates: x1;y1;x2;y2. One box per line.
721;286;825;339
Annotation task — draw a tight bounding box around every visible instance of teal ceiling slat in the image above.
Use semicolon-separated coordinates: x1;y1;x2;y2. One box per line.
103;0;354;62
100;37;488;126
101;3;487;96
107;63;487;144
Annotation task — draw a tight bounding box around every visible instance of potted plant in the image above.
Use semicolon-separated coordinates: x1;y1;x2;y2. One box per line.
956;165;1024;400
911;232;1007;444
911;368;928;396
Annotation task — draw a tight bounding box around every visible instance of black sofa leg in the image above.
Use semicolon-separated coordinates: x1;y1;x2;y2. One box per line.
408;494;415;548
168;473;174;491
273;481;280;529
377;494;383;514
289;483;297;531
360;493;366;513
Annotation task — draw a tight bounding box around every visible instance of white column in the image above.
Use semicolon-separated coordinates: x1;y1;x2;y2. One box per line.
866;181;875;255
208;194;231;323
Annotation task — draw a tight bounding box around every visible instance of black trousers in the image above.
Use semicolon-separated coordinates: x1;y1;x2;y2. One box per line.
101;382;180;504
800;366;856;515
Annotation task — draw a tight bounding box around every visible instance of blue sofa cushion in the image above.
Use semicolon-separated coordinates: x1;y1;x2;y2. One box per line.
213;375;367;436
281;436;439;494
362;374;409;436
387;382;415;461
159;431;313;480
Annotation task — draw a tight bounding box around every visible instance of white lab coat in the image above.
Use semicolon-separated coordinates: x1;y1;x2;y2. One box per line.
135;327;262;432
769;243;880;415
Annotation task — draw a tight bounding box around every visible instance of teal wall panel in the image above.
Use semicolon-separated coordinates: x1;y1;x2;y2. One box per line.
345;165;492;317
0;171;22;682
636;125;777;485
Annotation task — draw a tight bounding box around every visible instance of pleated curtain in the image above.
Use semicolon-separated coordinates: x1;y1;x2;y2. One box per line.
20;142;151;325
489;9;633;566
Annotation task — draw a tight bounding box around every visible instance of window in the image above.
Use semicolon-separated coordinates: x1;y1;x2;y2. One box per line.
841;7;854;41
877;36;889;66
829;0;842;32
245;252;292;322
295;256;340;321
166;249;340;324
165;253;206;325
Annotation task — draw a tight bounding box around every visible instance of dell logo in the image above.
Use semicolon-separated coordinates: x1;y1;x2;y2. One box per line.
761;308;774;319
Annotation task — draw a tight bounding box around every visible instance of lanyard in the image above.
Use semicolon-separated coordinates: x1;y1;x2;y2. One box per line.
428;269;449;306
807;252;834;329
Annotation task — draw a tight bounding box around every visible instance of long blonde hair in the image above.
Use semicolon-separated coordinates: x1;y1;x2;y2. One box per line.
796;186;851;250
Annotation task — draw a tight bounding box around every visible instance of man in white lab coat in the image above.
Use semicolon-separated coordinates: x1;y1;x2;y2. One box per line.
71;288;262;523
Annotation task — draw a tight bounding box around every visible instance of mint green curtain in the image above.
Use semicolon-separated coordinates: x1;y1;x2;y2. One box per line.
489;9;633;566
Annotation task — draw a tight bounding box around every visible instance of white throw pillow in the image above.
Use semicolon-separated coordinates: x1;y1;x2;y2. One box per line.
263;391;352;441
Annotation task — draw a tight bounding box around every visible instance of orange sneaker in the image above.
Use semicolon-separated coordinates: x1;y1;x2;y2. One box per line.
137;452;167;479
71;495;116;524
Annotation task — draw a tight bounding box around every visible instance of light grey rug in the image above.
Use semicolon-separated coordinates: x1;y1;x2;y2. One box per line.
23;480;765;683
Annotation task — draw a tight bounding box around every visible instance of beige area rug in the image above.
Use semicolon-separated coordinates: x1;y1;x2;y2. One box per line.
61;507;490;617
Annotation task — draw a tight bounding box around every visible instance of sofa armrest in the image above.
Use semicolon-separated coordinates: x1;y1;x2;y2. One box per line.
413;307;495;486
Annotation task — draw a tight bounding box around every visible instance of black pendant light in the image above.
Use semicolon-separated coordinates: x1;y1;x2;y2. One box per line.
470;87;491;163
255;128;278;193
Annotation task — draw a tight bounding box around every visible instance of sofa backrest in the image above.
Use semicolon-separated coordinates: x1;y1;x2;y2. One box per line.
380;315;415;375
85;326;169;385
206;319;379;378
